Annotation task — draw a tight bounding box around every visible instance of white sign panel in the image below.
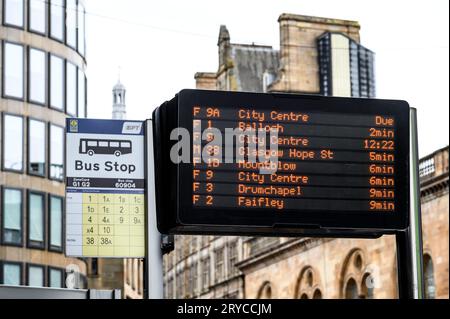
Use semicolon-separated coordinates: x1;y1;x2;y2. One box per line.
65;119;145;258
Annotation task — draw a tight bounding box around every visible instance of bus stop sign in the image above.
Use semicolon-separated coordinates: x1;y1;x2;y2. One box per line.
65;119;146;258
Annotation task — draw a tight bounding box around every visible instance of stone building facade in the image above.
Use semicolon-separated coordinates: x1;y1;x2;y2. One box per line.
194;14;374;98
419;147;449;298
163;13;449;299
238;146;448;299
268;14;360;94
86;256;144;299
0;0;88;288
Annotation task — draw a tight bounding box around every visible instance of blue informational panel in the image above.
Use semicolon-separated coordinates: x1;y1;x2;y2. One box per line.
65;119;145;258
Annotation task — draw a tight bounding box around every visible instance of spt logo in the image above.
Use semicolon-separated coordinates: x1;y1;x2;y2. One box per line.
69;119;79;133
122;122;142;134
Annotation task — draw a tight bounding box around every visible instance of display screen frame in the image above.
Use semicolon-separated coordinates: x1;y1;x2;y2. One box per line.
153;89;410;236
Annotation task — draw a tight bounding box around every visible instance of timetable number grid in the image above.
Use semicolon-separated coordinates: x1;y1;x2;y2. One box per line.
69;192;145;257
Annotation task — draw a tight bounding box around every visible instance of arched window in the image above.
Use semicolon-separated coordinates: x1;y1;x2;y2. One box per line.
345;278;359;299
340;249;375;299
295;266;323;299
424;254;436;299
313;289;323;299
257;281;272;299
361;273;374;299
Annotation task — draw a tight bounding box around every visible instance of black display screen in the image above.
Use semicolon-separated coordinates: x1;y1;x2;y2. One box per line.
153;89;410;237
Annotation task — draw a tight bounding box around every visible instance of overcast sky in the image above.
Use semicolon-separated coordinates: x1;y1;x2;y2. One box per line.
86;0;449;157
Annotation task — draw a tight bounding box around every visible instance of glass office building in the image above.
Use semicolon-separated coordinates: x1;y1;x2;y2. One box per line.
318;32;376;98
0;0;87;288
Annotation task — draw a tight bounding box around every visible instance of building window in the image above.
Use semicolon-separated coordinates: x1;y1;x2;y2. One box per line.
28;48;47;105
183;237;190;256
191;262;198;296
201;258;210;291
358;46;376;98
201;236;208;248
2;114;24;172
126;259;131;285
48;267;63;288
345;278;359;299
49;196;63;251
28;0;46;34
424;254;436;299
2;188;23;246
78;69;86;118
49;124;64;181
77;2;86;56
28;192;45;249
191;236;197;254
183;266;190;296
228;241;238;276
66;0;77;48
176;239;182;262
1;262;22;285
27;264;45;287
215;248;224;283
3;42;24;99
66;62;77;116
313;289;323;299
263;71;276;93
138;260;143;295
50;0;65;42
91;259;99;276
166;254;173;270
349;41;360;97
50;55;65;111
341;249;373;299
167;277;173;299
318;33;331;96
131;259;137;291
186;265;195;297
296;266;323;299
176;272;182;297
28;119;46;177
3;0;24;28
257;282;272;299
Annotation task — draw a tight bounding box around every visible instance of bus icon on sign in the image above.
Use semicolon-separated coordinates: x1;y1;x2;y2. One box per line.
79;139;132;157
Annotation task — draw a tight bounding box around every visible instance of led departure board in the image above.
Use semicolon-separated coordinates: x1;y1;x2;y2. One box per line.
153;90;410;236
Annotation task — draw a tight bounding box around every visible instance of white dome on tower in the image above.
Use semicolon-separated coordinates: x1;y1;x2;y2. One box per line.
113;80;126;91
112;78;127;120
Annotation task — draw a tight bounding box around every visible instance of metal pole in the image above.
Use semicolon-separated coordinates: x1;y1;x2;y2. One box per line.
144;119;164;299
396;108;425;299
396;229;414;298
408;108;425;299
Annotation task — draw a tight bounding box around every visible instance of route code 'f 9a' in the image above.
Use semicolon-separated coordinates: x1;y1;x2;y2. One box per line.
153;89;410;237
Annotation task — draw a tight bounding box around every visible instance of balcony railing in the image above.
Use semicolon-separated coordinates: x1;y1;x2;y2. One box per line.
419;146;449;183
